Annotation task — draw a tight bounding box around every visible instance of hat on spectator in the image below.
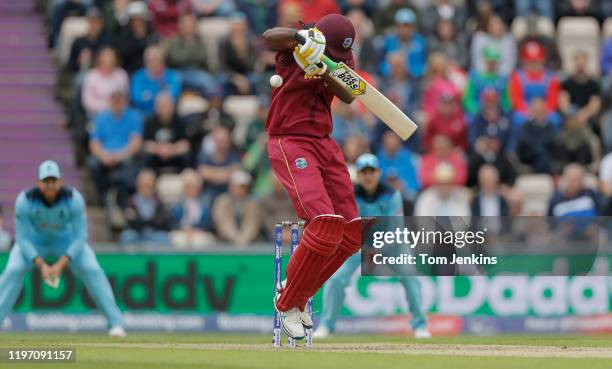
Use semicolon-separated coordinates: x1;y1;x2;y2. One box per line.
521;41;545;62
230;170;252;186
355;153;379;171
86;7;102;19
127;1;151;20
394;8;416;25
315;14;355;61
483;46;501;61
38;160;61;180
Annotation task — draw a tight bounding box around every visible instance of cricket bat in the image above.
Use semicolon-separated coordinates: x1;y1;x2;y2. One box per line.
295;33;418;141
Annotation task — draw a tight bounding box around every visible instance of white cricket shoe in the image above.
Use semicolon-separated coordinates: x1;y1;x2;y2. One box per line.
274;295;305;339
276;279;313;329
109;326;127;338
414;327;432;339
313;325;331;339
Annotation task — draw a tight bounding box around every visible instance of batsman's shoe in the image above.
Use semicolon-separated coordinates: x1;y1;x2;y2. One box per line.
277;280;313;329
414;327;432;339
274;294;305;339
108;326;127;338
313;325;331;339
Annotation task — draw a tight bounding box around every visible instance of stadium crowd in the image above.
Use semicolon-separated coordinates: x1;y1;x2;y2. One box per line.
43;0;612;247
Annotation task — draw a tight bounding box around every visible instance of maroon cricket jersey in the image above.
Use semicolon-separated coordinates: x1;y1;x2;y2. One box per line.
266;49;354;138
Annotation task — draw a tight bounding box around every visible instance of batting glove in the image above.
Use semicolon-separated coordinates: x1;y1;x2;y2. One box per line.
297;28;326;65
293;47;327;76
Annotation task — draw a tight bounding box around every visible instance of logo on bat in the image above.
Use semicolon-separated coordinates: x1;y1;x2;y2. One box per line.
331;65;366;96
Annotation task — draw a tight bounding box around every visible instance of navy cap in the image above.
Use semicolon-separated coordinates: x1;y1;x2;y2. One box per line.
356;153;380;171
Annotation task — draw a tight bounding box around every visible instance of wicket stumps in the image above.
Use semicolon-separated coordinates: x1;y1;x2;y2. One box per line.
273;221;313;348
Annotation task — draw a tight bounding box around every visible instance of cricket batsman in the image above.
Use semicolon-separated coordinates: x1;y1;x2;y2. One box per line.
313;153;431;339
263;14;366;339
0;161;125;337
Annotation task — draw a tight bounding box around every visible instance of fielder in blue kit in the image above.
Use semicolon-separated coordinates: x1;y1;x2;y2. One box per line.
0;161;125;336
313;154;430;339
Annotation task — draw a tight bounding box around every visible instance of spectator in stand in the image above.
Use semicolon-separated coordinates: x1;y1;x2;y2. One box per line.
423;93;467;152
148;0;193;38
378;8;427;80
415;163;470;217
420;135;467;189
428;19;469;70
471;165;509;216
421;52;462;123
113;2;159;75
87;90;143;205
50;0;88;48
601;36;612;98
185;88;236;160
166;13;216;93
514;0;554;18
81;47;129;118
599;151;612;215
382;52;419;120
102;0;131;37
421;0;468;37
556;114;596;169
515;98;558;174
509;41;562;128
260;172;299;241
373;0;417;35
517;12;562;71
277;0;341;26
67;7;108;73
332;101;371;145
0;206;11;251
219;12;259;95
556;0;603;25
342;134;369;183
377;130;420;198
465;0;495;35
471;14;516;76
143;92;191;173
170;169;215;248
120;169;172;246
131;45;181;116
197;124;241;199
467;129;516;188
548;163;599;240
468;89;513;153
212;170;261;247
559;51;602;131
235;0;277;35
346;8;378;74
463;46;511;121
338;0;376;16
190;0;236;17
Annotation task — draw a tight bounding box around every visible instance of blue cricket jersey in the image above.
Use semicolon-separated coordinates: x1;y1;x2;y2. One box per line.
14;187;87;262
355;183;404;217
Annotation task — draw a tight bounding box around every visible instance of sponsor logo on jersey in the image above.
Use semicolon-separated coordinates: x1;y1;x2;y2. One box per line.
295;157;307;169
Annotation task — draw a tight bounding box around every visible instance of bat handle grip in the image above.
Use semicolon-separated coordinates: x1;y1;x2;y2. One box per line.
293;32;337;71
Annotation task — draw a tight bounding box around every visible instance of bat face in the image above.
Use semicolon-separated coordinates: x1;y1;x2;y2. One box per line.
330;64;366;96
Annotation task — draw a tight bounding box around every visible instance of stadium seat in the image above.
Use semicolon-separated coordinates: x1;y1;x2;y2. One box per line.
177;93;209;117
511;16;555;39
223;95;259;146
157;174;184;206
557;17;601;76
514;174;555;215
55;16;88;66
197;17;231;72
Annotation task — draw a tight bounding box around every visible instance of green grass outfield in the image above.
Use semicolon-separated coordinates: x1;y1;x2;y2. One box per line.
0;333;611;369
